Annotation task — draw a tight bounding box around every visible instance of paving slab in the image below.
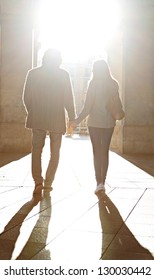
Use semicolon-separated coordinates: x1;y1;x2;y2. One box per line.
0;135;154;260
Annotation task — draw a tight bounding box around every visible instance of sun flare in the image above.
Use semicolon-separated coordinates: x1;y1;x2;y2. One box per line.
37;0;121;63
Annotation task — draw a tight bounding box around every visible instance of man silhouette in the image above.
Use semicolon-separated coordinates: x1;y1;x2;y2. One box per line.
23;48;76;195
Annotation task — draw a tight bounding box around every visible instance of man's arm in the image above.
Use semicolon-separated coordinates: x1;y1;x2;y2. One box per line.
22;70;32;113
64;73;76;121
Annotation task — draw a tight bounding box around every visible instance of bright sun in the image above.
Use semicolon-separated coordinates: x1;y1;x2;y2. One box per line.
37;0;121;63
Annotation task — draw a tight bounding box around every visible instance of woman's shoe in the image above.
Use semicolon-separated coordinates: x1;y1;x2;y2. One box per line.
94;183;105;195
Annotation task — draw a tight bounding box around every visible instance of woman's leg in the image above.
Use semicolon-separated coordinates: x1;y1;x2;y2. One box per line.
89;126;114;187
88;127;102;185
100;127;114;184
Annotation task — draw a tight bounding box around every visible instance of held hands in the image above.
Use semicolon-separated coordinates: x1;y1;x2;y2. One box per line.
69;120;78;129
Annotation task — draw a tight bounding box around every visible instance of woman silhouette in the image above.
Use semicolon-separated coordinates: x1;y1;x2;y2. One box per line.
71;59;120;195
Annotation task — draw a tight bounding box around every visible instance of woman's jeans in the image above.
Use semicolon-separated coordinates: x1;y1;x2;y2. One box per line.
32;129;62;187
88;126;114;185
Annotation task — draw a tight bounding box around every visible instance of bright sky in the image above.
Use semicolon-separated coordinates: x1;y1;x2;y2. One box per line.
37;0;121;63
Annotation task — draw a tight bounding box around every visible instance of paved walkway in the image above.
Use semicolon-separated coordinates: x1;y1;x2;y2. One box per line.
0;135;154;260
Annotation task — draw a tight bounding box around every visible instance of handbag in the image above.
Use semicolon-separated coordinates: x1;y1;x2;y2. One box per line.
107;92;125;121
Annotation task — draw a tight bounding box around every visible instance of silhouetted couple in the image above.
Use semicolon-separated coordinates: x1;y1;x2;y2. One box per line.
23;48;122;197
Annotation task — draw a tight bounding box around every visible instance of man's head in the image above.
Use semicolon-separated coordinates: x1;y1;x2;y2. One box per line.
42;48;62;68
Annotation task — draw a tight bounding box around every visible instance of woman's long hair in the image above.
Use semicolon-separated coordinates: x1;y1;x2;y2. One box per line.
92;59;114;83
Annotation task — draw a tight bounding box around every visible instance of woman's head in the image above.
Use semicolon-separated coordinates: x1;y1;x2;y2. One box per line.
92;59;111;80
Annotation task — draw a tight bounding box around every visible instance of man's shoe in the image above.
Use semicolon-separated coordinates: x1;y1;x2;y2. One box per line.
94;183;105;195
43;186;53;192
33;184;43;195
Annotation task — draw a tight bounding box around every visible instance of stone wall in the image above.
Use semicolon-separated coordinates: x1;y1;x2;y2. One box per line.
110;0;154;154
0;0;37;152
122;0;154;153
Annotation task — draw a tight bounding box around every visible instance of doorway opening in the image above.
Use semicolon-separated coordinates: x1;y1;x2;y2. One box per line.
36;0;121;62
35;0;122;131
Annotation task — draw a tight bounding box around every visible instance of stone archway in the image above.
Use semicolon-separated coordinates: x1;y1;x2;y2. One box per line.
0;0;154;154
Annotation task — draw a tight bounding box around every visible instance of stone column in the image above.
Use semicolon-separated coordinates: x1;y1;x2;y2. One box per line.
109;0;154;154
107;32;124;152
122;0;154;153
0;0;38;152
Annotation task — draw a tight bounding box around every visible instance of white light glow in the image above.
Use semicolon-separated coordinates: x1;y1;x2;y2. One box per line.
37;0;121;63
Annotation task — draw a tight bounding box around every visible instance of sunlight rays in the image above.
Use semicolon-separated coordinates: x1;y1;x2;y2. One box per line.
36;0;121;63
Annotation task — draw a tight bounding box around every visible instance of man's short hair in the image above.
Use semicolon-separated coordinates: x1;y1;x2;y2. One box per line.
42;48;62;67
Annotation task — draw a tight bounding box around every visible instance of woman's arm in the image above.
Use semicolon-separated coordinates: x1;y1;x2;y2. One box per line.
75;81;95;124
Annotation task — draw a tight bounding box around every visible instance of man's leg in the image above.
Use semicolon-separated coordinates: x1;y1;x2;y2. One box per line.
32;129;46;192
44;132;62;190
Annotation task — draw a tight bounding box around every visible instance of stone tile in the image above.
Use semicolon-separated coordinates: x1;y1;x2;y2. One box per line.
108;188;144;199
101;249;154;260
131;205;154;215
17;242;46;260
38;231;102;261
100;196;138;221
105;234;153;255
97;198;125;234
133;236;154;255
62;202;102;233
138;199;154;207
0;213;27;233
0;198;41;235
0;225;23;241
133;182;154;189
141;189;154;199
33;215;52;228
126;214;154;225
0;239;16;259
101;233;115;250
24;227;49;244
107;181;139;189
119;223;154;237
0;136;154;261
30;247;52;260
0;250;14;260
